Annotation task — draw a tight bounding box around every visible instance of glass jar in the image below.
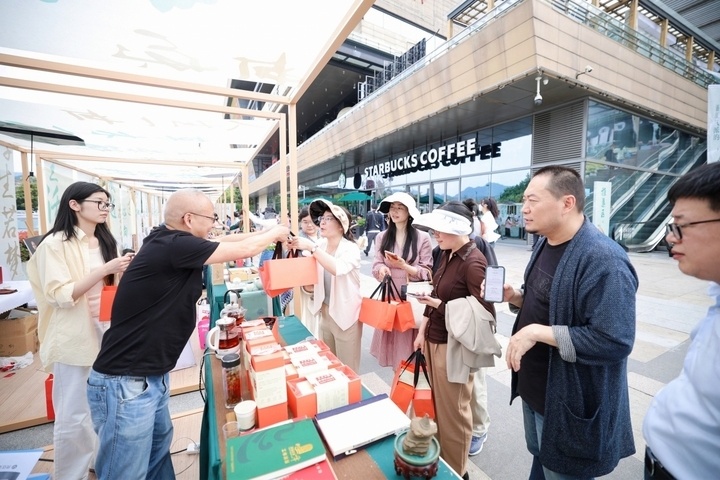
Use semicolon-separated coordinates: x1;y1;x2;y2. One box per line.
221;353;242;409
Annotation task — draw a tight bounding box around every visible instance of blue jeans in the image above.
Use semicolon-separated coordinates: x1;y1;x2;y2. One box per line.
87;369;174;480
522;401;594;480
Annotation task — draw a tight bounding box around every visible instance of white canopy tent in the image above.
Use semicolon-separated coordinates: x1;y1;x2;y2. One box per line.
0;0;373;235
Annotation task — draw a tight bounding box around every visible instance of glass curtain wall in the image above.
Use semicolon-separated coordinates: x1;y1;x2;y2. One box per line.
584;100;706;251
385;117;533;220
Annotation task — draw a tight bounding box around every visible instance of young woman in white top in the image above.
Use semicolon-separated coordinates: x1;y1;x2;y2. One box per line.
27;182;133;480
289;199;363;373
480;197;501;245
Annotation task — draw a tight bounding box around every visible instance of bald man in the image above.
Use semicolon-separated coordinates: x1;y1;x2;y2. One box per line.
87;189;289;480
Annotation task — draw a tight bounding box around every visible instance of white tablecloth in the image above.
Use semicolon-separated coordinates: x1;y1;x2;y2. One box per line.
0;280;35;313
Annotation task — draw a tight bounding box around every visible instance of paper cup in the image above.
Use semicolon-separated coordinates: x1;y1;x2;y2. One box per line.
234;400;257;431
222;421;240;440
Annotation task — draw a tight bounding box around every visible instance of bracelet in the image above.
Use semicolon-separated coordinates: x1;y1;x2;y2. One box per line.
311;244;318;254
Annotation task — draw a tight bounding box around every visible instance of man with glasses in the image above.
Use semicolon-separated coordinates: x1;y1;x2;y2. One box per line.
87;189;289;480
643;161;720;480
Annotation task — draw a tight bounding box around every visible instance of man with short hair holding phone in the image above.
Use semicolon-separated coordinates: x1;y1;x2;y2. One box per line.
502;166;637;478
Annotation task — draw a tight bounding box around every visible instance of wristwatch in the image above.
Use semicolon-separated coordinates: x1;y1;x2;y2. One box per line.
310;244;318;254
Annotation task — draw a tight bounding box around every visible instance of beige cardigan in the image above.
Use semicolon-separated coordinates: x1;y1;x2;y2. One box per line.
444;295;502;383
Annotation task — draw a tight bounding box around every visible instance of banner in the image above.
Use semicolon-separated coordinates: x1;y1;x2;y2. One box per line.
593;181;612;236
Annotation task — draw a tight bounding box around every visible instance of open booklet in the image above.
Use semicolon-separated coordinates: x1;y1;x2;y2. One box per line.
314;393;411;459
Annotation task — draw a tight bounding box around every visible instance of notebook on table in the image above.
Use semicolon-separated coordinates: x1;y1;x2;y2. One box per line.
314;393;411;459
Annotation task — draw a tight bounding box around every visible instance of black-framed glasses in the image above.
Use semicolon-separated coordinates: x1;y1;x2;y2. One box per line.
666;218;720;240
82;200;115;211
188;212;216;222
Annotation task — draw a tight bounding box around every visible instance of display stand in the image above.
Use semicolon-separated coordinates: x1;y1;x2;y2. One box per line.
198;314;461;480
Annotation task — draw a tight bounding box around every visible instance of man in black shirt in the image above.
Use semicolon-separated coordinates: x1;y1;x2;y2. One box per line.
501;166;637;478
87;189;289;480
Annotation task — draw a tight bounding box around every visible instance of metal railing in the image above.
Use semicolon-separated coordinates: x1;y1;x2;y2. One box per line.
548;0;717;88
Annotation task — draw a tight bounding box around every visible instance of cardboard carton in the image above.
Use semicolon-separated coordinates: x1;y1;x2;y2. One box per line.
0;309;39;356
209;263;226;286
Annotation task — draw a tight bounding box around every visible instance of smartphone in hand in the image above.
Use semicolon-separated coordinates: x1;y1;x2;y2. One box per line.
483;266;505;303
384;251;399;260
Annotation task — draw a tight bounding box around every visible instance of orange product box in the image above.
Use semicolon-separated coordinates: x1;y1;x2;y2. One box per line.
289;352;333;378
244;327;273;342
239;319;265;333
283;339;328;357
249;362;288;428
285;350;343;380
243;335;279;371
286;366;361;418
250;349;285;372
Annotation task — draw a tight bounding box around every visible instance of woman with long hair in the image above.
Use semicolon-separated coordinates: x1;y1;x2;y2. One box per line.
412;201;496;480
480;197;501;245
27;181;133;480
289;199;363;373
297;206;321;336
370;192;432;367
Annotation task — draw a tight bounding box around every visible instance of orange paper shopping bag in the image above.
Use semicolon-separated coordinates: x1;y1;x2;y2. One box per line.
99;285;117;322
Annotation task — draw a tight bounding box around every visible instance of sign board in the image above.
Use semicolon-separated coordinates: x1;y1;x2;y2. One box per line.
593;181;612;236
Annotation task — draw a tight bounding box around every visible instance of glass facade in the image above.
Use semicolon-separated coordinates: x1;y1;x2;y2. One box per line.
372;101;706;251
375;117;532;225
584;101;706;251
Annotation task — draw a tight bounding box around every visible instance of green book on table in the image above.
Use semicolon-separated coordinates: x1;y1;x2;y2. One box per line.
226;418;327;480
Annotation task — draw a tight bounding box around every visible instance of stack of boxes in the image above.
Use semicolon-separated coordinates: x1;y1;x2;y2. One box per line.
233;318;361;429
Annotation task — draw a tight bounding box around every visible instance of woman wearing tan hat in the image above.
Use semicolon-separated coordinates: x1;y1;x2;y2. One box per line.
289;199;363;373
411;201;497;480
370;192;433;368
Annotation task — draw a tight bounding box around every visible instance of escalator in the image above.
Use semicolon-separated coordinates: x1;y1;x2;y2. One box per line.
585;131;678;215
611;145;707;252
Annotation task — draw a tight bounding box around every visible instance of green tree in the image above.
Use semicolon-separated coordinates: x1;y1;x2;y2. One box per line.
498;174;530;204
16;182;38;211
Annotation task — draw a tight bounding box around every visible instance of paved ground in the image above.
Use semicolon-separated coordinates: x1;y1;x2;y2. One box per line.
2;238;710;479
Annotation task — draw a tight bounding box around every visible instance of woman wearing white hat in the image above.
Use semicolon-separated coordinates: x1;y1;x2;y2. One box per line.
289;199;363;373
411;201;496;480
370;192;433;368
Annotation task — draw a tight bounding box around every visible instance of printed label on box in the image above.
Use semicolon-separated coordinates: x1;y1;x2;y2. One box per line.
245;329;273;341
284;341;321;356
306;370;349;413
251;366;287;407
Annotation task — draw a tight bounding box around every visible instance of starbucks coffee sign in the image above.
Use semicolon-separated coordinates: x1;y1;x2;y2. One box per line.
363;138;501;179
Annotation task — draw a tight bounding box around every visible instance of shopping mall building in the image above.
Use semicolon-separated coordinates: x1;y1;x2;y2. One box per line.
248;0;718;252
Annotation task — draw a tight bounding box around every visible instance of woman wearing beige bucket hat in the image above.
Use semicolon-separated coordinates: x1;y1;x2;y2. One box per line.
369;192;433;368
289;199;363;373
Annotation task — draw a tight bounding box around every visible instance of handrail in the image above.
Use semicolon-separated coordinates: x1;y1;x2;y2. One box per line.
546;0;717;88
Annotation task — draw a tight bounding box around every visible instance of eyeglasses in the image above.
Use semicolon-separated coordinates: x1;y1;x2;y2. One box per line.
83;200;115;211
188;212;216;222
317;215;336;224
666;218;720;240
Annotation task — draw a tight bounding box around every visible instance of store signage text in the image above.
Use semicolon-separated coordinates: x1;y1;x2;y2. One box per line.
363;139;501;178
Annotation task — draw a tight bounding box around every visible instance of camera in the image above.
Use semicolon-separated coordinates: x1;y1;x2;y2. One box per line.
534;93;543;106
585;65;593;73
